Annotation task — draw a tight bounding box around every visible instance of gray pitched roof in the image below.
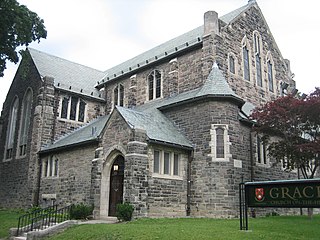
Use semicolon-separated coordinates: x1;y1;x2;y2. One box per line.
196;62;241;98
96;2;253;88
40;115;110;153
116;106;193;149
28;48;105;101
96;26;203;87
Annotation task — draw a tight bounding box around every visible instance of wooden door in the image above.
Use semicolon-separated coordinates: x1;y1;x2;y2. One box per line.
108;155;124;216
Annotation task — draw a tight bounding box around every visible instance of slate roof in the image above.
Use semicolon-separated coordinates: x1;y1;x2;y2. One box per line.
38;2;256;153
96;1;254;88
116;106;193;149
28;48;105;101
40;115;110;153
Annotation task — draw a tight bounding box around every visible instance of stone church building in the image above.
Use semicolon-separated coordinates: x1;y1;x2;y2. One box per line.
0;1;298;218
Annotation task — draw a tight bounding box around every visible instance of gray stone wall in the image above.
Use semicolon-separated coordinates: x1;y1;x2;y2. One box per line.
217;5;295;107
147;144;189;217
162;100;248;217
103;47;203;113
39;143;97;208
0;56;44;208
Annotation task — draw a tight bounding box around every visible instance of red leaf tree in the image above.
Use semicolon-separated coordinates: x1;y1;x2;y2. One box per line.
250;88;320;179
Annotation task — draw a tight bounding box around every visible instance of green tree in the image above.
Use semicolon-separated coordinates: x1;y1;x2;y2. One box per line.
250;88;320;179
0;0;47;77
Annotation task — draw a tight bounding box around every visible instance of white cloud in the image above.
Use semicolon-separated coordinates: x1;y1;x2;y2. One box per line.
1;0;319;112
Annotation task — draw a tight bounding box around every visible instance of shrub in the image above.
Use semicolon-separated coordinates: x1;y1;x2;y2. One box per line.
116;202;134;222
70;203;93;220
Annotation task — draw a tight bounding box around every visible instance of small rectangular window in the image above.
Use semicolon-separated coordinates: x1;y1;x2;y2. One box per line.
61;97;69;119
153;150;160;173
256;55;262;87
216;128;225;158
229;55;235;74
173;154;179;175
70;97;78;120
155;71;161;98
268;61;274;92
78;99;86;122
148;76;154;100
120;85;124;107
243;46;250;81
164;152;170;174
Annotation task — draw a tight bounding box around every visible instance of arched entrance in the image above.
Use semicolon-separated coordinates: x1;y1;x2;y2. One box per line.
108;155;124;216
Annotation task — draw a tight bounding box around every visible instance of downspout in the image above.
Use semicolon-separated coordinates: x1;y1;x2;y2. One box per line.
186;150;193;216
249;129;254;182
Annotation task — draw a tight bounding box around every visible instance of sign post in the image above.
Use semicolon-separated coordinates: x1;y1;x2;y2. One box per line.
239;179;320;230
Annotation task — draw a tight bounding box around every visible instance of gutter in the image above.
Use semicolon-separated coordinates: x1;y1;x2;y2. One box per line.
39;138;100;155
158;94;245;111
148;138;193;151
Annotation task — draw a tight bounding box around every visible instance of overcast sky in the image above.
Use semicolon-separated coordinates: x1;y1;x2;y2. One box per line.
1;0;319;112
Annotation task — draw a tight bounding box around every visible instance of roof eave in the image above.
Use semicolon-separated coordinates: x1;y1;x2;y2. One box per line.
148;138;193;151
158;94;245;110
39;138;100;155
95;41;202;89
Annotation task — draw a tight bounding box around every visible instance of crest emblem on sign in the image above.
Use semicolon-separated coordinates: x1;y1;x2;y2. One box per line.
255;188;265;202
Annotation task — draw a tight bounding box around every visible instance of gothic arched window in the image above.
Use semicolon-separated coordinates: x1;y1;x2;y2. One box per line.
5;97;19;159
242;37;250;81
18;89;33;156
148;70;162;100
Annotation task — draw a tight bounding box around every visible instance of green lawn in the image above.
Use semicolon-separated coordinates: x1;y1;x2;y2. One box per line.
0;209;23;239
1;210;319;240
48;215;320;240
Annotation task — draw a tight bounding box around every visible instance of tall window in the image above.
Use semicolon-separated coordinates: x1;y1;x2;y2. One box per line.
59;95;86;122
216;128;225;158
18;89;33;156
254;32;262;87
148;70;162;100
267;60;274;92
113;84;124;107
229;55;235;74
209;124;231;161
256;136;268;165
242;37;250;81
266;52;274;92
5;97;19;159
153;150;180;177
42;155;59;177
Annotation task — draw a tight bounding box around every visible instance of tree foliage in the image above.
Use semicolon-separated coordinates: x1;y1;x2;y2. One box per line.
0;0;47;77
251;88;320;179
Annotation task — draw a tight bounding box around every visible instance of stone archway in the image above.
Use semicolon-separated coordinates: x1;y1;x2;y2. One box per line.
100;150;125;218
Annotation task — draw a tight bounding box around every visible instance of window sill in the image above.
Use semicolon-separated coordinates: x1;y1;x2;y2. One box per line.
2;158;12;163
152;173;183;181
208;154;230;162
42;176;59;179
256;162;271;168
16;155;27;159
57;117;85;124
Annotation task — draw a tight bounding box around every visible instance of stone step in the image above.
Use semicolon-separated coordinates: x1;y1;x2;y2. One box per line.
14;236;26;240
78;217;118;224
